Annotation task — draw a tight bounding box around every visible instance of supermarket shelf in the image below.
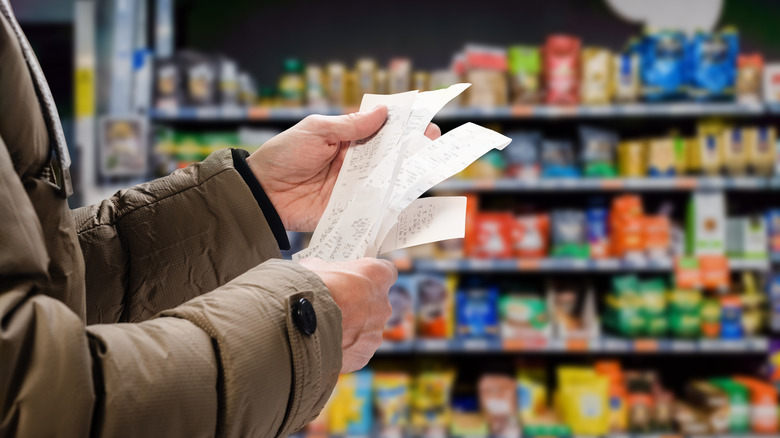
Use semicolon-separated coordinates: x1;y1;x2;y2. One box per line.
292;434;767;438
375;337;769;354
413;258;770;273
149;102;766;122
431;177;780;193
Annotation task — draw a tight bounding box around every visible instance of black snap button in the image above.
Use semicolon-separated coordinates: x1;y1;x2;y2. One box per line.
293;298;317;335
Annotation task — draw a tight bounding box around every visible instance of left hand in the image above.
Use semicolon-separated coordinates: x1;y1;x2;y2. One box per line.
246;106;441;231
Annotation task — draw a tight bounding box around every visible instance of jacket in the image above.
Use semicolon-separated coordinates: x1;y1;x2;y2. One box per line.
0;2;341;436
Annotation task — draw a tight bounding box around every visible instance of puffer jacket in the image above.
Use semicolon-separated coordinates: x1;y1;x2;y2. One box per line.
0;2;341;436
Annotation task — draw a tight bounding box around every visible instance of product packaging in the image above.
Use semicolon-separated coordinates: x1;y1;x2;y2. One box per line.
744;126;777;176
472;213;515;258
613;51;640;102
709;378;750;434
500;292;550;339
374;373;411;438
618;140;646;177
456;284;500;338
726;216;768;259
685;381;730;434
550;210;589;258
278;58;305;107
355;58;377;97
384;275;417;342
508;46;541;104
504;131;542;180
586;207;610;259
581;47;613;104
721;127;748;175
512;214;550;258
375;69;389;94
542;140;578;177
329;371;373;436
237;73;256;107
686;192;726;256
478;374;520;437
517;365;548;424
543;35;581;105
700;297;722;338
305;64;327;108
326;62;346;107
737;54;763;103
412;370;456;437
548;285;600;339
388;58;411;94
638;30;687;101
464;45;508;107
762;63;780;103
579;126;618;177
740;272;765;336
720;295;744;339
555;367;609;436
610;195;644;258
766;209;780;252
686;29;739;101
416;274;455;339
154;58;181;109
594;361;628;433
643;215;671;261
732;376;779;434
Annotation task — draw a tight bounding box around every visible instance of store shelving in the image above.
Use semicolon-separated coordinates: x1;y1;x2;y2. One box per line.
293;435;773;438
376;337;770;355
148;101;766;123
409;257;771;273
431;177;780;193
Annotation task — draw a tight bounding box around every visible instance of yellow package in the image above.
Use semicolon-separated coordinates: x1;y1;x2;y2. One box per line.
646;138;676;176
618;140;646;177
721;127;748;176
374;373;411;436
355;58;377;97
556;367;609;436
693;121;725;175
581;48;613;105
344;71;359;107
744;126;777;176
412;369;456;436
326;62;346;107
517;366;548;424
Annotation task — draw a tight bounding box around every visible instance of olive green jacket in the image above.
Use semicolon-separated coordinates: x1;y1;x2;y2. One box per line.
0;3;341;437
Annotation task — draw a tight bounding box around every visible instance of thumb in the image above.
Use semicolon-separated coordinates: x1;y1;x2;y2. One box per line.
316;105;388;142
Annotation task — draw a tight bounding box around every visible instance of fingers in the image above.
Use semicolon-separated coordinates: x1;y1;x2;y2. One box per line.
304;105;388;143
424;123;441;140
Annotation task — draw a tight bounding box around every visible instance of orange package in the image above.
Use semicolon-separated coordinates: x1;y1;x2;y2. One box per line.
512;214;550;258
471;213;515;259
732;376;779;434
610;195;645;257
699;255;730;291
643;215;671;256
464;195;480;256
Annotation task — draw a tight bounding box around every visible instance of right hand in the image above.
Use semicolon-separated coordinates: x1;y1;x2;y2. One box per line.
298;257;397;373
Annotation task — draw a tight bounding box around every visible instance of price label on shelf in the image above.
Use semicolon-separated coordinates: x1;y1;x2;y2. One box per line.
510;105;533;117
565;338;589;352
600;179;624;190
462;339;491;351
602;338;630;351
669;340;696;352
674;177;698;189
517;259;541;271
248;106;270;119
633;339;659;352
418;339;449;352
502;339;526;351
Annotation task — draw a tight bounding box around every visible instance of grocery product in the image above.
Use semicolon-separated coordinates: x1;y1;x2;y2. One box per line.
471;213;514;258
685;381;730;434
478;374;519;437
618;140;646;177
278;58;305;107
512;214;549;258
720;295;743;339
580;47;613;104
639;278;668;337
464;45;508;107
737;54;763;103
744;126;777;176
699;255;730;291
375;69;389;94
586;206;609;259
643;215;671;261
388;58;411;95
605;275;645;338
355;58;377;97
517;365;548;424
154;58;180;109
709;378;750;433
543;35;581;105
456;284;499;338
412;370;456;437
638;30;686;101
449;409;488;437
499;293;550;339
579;125;618;177
762;63;780;103
305;64;326;108
329;371;373;436
740;272;765;336
541;140;578;177
216;57;238;107
550;210;588;258
721;127;748;175
700;297;721;338
625;372;654;433
732;376;779;434
686;191;726;256
726;216;768;259
673;136;689;174
504;131;542;180
646;138;676;176
384;275;416;342
555;367;609;436
766;209;780;252
686;29;739;101
508;46;541;104
610;195;644;258
668;288;703;338
417;274;455;339
612;51;640;102
413;71;429;92
693;121;724;175
326;62;346;107
594;361;628;433
374;373;411;438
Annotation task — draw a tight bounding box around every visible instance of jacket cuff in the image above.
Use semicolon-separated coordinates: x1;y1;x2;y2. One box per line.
158;259;342;437
231;148;290;250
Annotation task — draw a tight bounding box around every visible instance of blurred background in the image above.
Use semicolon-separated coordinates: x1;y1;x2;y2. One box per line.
15;0;780;436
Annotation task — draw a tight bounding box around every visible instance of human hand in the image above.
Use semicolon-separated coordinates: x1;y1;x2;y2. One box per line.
298;257;397;373
247;107;442;231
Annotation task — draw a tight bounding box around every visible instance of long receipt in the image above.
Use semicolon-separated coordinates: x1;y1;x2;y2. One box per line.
293;83;511;262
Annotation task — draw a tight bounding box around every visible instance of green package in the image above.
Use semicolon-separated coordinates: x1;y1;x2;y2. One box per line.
709;378;750;433
668;289;702;314
508;46;541;104
640;278;668;317
669;311;702;338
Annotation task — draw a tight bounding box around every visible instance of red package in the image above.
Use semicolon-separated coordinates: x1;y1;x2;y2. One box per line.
543;35;581;105
471;213;514;259
512;214;550;258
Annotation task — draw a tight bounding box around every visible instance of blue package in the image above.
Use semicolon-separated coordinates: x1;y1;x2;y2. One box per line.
456;286;499;338
638;30;687;101
686;29;738;101
504;131;542;179
541;140;579;178
586;207;609;249
766;209;780;251
344;370;374;435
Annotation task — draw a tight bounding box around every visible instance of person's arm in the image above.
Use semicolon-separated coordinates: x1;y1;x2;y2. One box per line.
72;148;284;324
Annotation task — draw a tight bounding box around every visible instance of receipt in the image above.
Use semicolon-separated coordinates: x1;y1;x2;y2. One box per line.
379;196;467;254
294;84;512;262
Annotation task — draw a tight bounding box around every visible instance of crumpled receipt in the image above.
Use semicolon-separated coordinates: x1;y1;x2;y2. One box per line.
293;83;511;262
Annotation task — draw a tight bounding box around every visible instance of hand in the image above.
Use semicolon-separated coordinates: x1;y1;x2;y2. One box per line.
247;107;442;231
298;257;397;373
